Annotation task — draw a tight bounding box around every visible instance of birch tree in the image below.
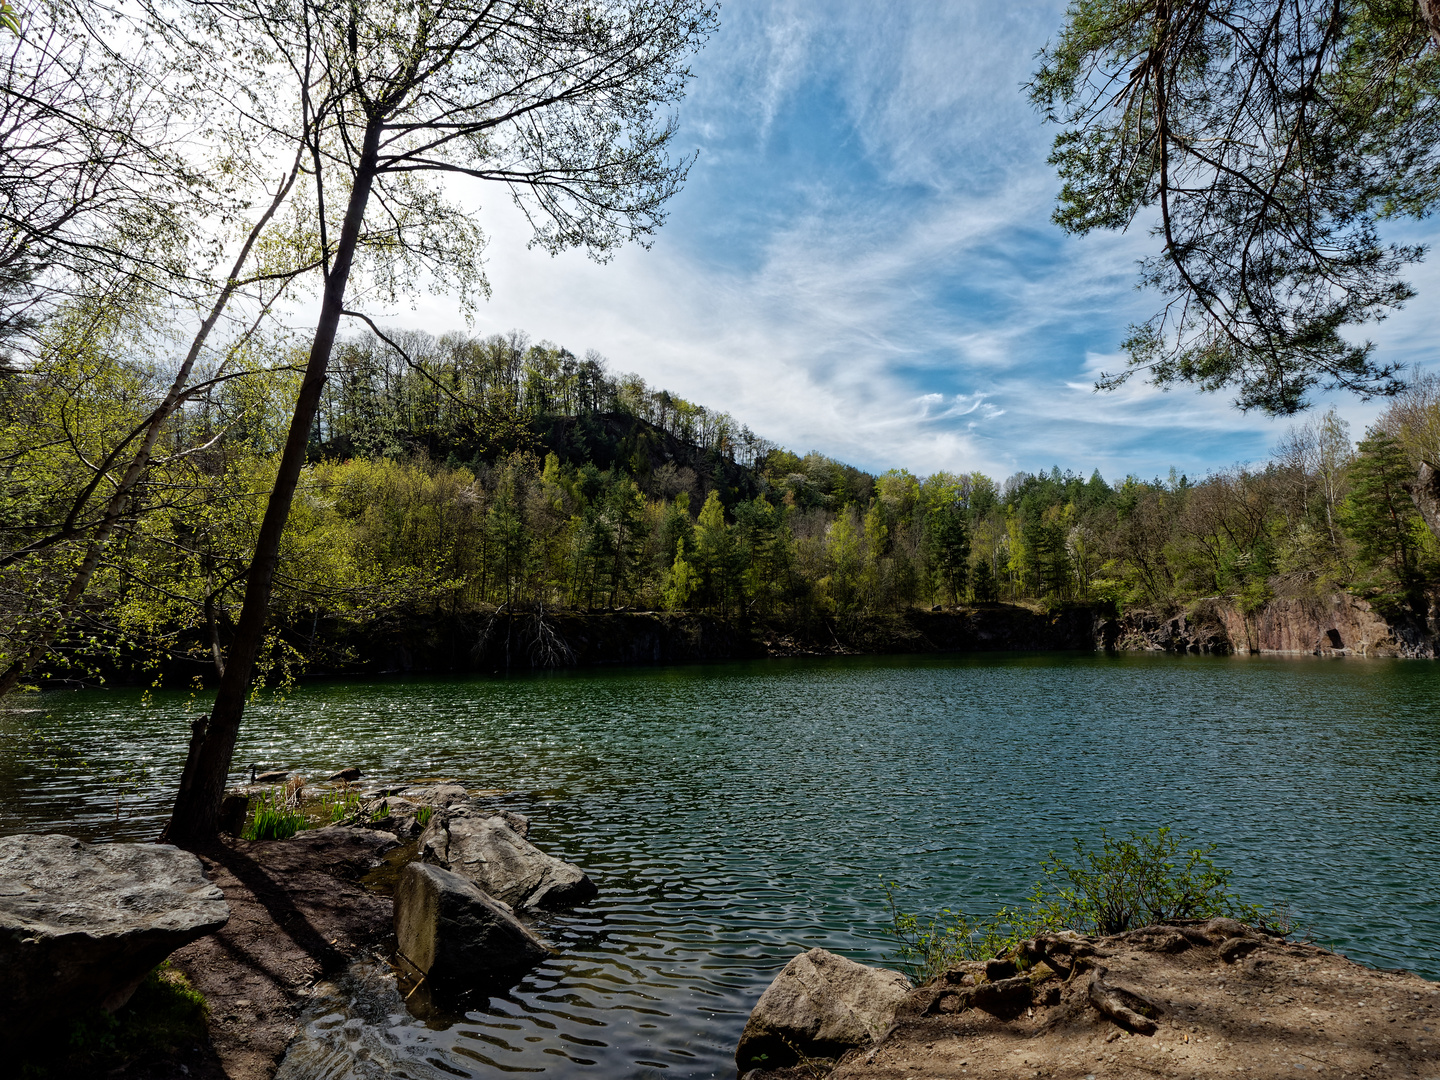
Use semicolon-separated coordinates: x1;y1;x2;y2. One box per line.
160;0;717;841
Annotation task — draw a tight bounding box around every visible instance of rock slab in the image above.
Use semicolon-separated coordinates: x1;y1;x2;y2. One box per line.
419;809;596;910
0;833;230;1027
394;862;549;989
736;948;912;1072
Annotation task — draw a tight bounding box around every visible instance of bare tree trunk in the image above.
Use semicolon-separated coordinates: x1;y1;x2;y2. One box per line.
161;120;383;844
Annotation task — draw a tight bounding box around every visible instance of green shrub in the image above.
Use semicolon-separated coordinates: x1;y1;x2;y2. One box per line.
242;788;305;840
417;805;433;827
886;827;1274;980
1030;826;1262;936
883;887;1036;982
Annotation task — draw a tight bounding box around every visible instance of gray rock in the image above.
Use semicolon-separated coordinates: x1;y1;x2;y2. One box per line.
405;784;471;808
393;862;549;989
0;834;230;1024
735;948;912;1073
419;809;596;911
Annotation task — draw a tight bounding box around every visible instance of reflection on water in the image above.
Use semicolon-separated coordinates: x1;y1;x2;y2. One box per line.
4;651;1440;1077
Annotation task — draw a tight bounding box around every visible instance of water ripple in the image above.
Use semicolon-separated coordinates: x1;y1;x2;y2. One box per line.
4;652;1440;1077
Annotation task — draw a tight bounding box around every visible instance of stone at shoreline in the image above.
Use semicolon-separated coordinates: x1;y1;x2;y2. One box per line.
407;783;470;808
0;834;230;1030
419;807;596;911
735;948;912;1074
326;767;362;782
394;862;549;989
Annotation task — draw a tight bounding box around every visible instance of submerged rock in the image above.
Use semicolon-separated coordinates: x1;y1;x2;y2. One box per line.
736;948;912;1073
0;834;230;1028
393;862;549;990
419;808;595;911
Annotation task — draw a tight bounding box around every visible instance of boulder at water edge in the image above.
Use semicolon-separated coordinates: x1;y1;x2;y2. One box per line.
735;948;912;1074
394;862;549;989
0;834;230;1028
419;809;596;911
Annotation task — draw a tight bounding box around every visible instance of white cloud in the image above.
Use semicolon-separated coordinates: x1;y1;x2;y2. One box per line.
358;0;1440;485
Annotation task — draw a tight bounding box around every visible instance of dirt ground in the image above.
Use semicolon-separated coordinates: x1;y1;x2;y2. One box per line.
824;922;1440;1080
161;827;399;1080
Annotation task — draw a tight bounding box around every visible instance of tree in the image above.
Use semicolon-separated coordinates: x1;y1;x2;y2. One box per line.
1032;1;1440;414
0;2;312;698
1342;429;1425;587
163;0;718;842
926;499;970;605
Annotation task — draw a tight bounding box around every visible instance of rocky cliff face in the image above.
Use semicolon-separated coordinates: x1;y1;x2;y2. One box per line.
1103;593;1440;659
1217;593;1439;657
1095;608;1232;655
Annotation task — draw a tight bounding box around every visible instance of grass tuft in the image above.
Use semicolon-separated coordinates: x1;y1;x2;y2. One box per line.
242;787;305;840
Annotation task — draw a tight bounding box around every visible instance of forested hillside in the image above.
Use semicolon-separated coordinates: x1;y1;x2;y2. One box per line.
5;324;1440;685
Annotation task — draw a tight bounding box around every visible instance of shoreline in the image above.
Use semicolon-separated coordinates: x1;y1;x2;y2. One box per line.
34;591;1440;693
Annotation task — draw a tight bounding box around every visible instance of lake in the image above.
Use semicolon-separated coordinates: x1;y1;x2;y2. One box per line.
3;651;1438;1078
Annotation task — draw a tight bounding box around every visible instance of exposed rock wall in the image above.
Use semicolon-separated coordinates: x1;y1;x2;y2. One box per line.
1095;608;1232;655
1216;593;1439;657
1101;593;1440;658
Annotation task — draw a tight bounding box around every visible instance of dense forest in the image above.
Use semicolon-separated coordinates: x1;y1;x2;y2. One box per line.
5;321;1440;685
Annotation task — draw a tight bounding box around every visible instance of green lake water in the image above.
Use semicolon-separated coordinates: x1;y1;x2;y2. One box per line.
3;651;1438;1077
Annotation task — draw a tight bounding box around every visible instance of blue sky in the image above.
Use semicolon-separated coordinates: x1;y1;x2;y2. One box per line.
407;0;1440;484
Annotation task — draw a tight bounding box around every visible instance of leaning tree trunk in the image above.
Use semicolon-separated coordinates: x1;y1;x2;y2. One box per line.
161;119;383;845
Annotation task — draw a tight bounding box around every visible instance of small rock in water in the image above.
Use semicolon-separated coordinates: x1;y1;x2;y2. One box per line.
326;767;362;783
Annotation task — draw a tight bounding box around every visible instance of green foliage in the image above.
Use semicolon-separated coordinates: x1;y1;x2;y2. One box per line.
1028;827;1263;937
884;880;1037;982
9;311;1440;690
1342;430;1426;592
416;805;434;828
886;827;1270;980
1031;0;1438;413
242;788;305;840
317;788;363;823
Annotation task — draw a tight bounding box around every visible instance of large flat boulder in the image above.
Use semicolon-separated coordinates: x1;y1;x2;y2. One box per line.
736;948;912;1073
419;809;596;911
0;833;230;1027
394;862;549;990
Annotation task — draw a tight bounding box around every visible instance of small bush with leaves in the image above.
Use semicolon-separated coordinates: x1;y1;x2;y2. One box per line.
883;885;1037;982
1030;826;1263;936
416;805;433;827
887;827;1276;980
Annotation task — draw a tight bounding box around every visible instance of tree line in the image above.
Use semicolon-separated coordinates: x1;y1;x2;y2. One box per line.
9;324;1440;702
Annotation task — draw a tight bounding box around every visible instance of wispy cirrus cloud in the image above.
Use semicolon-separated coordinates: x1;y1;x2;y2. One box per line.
392;0;1440;484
